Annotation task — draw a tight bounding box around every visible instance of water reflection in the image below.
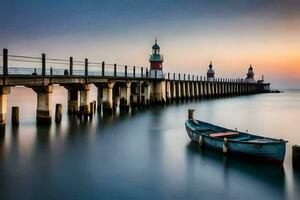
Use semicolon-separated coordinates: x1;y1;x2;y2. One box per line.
186;142;286;199
1;88;300;199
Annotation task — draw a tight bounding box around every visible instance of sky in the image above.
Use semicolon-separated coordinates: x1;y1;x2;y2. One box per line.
1;0;300;89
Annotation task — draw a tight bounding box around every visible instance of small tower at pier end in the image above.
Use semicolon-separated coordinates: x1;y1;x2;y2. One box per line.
149;38;164;78
246;64;256;83
207;61;215;81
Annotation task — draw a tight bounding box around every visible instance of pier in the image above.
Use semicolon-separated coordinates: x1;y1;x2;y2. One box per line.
0;47;270;127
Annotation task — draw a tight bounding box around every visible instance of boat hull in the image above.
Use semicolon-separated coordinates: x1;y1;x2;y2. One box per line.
185;122;286;164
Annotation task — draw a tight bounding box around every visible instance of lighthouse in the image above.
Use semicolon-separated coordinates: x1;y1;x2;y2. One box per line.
149;38;164;78
246;64;256;83
207;62;215;81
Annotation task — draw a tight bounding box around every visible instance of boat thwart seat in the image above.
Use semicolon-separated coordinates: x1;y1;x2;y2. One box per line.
209;131;239;138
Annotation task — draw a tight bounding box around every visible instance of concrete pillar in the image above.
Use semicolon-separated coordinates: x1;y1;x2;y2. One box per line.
185;82;190;99
108;83;114;108
207;82;211;98
12;106;19;126
176;82;181;100
217;83;221;97
199;82;203;98
166;81;171;103
195;82;199;99
0;87;10;128
31;85;53;124
55;104;62;123
113;85;120;111
190;82;195;99
211;82;215;97
67;89;79;113
220;82;224;97
234;83;237;95
141;82;150;107
79;84;90;119
120;82;131;108
150;81;166;104
181;82;186;99
131;82;140;106
97;86;103;111
99;82;115;115
170;82;176;101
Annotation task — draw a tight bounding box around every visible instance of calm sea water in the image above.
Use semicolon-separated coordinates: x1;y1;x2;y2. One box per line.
0;86;300;200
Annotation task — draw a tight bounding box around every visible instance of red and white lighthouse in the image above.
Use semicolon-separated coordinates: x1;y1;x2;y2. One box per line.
246;64;256;83
207;61;215;81
149;38;164;78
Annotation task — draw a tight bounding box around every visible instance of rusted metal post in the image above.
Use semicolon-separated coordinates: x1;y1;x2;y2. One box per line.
188;109;194;120
69;57;73;76
133;66;136;78
293;145;300;168
85;58;88;76
3;49;8;76
102;61;105;76
12;106;19;126
125;65;127;77
141;67;143;78
55;104;62;123
114;63;117;77
42;53;46;76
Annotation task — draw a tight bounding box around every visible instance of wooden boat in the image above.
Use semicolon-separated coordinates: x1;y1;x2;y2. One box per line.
185;110;287;165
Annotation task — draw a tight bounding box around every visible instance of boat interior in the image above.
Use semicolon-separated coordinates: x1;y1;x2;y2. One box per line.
189;120;277;143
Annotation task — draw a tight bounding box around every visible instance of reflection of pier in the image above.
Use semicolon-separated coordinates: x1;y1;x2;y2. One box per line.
0;48;270;126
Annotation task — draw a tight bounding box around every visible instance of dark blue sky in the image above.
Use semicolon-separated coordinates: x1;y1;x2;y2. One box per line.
1;0;299;41
1;0;300;88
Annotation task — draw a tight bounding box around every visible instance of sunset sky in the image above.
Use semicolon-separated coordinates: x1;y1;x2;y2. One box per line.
1;0;300;89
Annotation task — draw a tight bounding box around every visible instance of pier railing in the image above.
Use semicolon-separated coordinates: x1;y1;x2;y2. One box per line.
0;49;148;79
1;49;249;83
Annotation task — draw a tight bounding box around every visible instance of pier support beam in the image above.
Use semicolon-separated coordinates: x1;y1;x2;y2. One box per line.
190;82;195;99
120;82;131;111
150;81;166;104
176;82;181;101
0;87;10;129
103;82;115;114
185;82;190;99
67;89;79;114
166;81;171;103
170;82;176;101
141;82;150;107
181;82;186;100
97;87;103;112
194;82;199;99
79;84;90;119
131;82;141;107
31;85;53;125
199;82;204;98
